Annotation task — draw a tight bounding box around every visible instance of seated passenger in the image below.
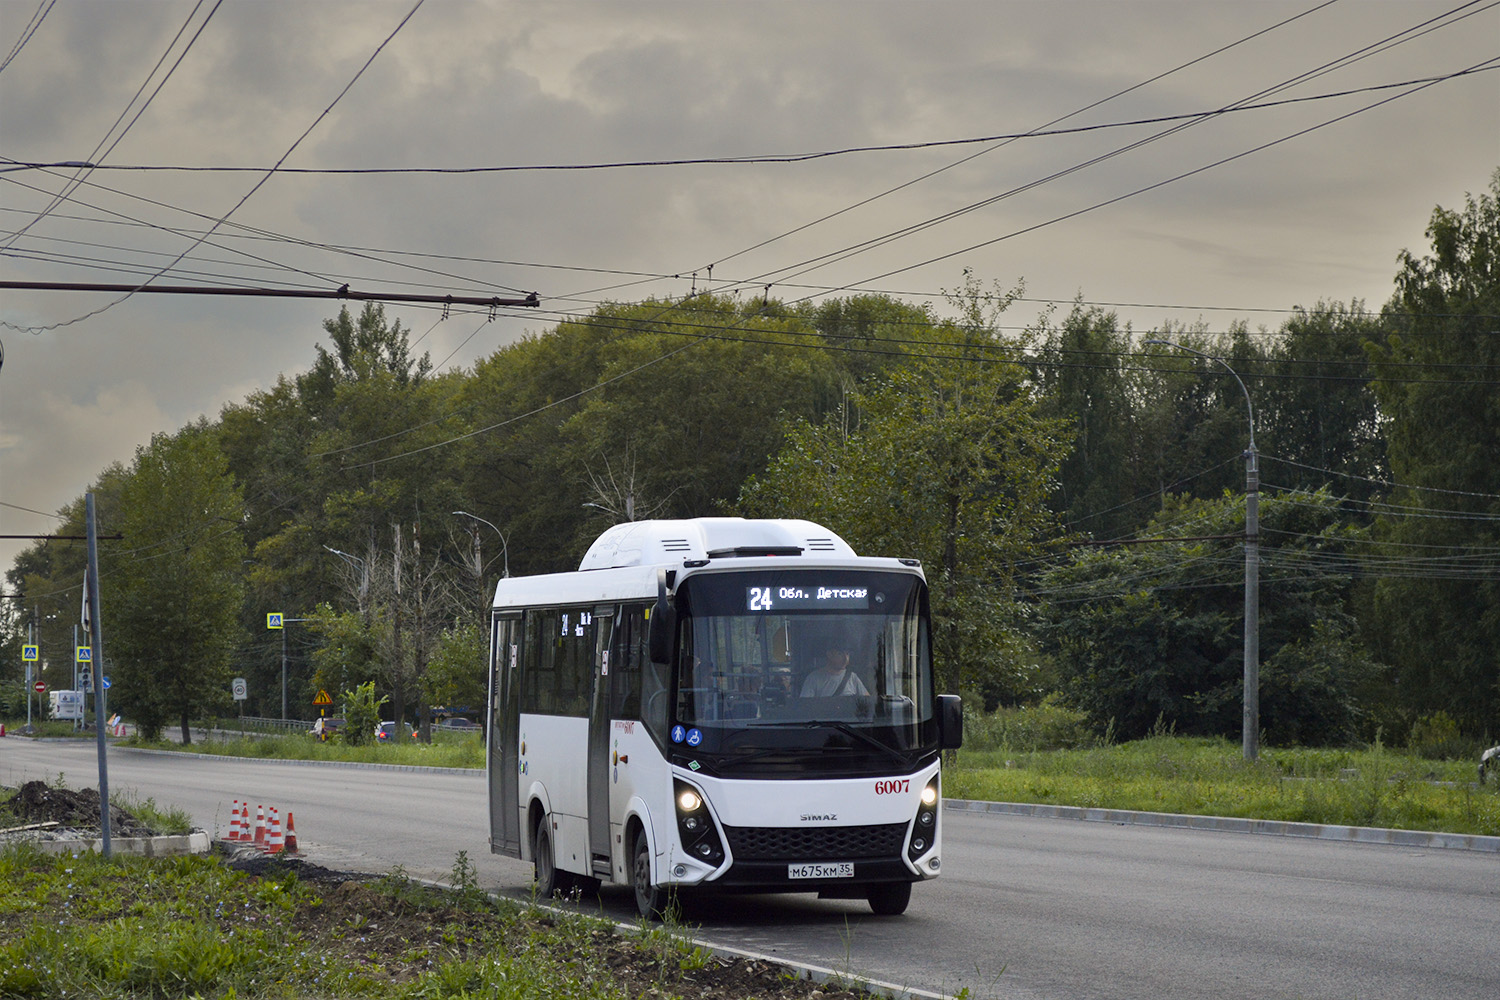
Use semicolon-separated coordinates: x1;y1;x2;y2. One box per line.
800;644;869;697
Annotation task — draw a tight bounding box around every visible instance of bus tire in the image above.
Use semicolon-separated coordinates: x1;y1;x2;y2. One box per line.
533;814;569;899
632;830;668;920
866;881;911;916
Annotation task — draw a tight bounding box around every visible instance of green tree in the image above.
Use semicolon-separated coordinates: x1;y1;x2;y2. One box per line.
1258;301;1387;503
104;424;247;742
1038;491;1381;744
741;275;1071;702
1035;305;1140;539
424;623;487;716
1365;170;1500;733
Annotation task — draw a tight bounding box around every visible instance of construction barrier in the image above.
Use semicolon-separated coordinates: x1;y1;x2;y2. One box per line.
264;808;284;854
219;799;300;855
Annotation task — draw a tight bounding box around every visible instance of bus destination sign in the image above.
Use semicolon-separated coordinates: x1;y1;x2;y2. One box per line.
746;584;869;612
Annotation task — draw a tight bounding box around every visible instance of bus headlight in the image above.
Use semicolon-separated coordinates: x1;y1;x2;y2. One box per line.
908;777;940;862
673;779;724;866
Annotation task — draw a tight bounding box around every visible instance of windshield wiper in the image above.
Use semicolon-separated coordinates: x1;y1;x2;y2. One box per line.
754;720;912;766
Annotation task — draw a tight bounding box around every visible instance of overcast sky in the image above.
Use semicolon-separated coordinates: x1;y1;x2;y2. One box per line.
2;0;1497;578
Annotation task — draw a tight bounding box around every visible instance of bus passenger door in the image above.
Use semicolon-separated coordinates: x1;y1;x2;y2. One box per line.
587;606;615;878
489;612;522;857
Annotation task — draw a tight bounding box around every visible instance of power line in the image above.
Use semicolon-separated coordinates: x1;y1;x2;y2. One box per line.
3;0;428;335
0;0;224;253
0;0;55;76
0;279;539;310
12;70;1495;177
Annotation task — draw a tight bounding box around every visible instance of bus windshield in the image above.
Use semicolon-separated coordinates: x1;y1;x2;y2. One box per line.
671;569;935;767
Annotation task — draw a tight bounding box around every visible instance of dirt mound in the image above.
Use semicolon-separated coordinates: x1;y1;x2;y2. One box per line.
12;780;158;837
221;848;370;886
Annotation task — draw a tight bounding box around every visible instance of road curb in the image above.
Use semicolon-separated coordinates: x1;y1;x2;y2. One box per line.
946;798;1500;852
29;831;212;858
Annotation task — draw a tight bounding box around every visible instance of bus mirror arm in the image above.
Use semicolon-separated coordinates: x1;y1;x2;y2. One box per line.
937;694;963;750
649;569;676;665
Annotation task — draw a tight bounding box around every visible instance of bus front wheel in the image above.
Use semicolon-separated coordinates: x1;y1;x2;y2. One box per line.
866;881;911;916
632;831;668;920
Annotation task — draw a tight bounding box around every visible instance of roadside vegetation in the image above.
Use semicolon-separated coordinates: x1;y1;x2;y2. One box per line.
122;727;486;770
952;702;1500;837
0;842;864;1000
23;699;1472;839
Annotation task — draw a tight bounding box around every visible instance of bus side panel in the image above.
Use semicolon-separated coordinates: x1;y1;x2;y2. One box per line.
607;718;672;885
519;712;591;878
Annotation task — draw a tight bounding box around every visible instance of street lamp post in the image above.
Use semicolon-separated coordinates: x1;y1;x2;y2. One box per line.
1145;339;1260;761
322;545;369;612
451;511;509;578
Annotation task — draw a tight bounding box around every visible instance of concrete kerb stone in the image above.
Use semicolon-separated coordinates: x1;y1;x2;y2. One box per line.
946;798;1500;853
30;831;212;858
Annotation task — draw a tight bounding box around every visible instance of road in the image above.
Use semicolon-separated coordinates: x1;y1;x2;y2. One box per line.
3;740;1496;1000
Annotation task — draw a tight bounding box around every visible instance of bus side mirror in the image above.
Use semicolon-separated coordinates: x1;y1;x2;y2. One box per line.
649;570;676;665
648;606;675;665
937;694;963;750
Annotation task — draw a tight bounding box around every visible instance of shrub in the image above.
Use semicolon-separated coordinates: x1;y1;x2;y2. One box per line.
963;696;1096;752
341;681;385;748
1408;711;1471;761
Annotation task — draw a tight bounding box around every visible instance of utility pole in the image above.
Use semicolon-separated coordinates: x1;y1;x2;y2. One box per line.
1146;340;1260;760
85;493;111;857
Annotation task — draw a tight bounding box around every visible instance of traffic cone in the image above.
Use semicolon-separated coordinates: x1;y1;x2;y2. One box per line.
264;808;285;854
253;804;267;845
227;800;243;841
238;801;252;841
283;812;299;855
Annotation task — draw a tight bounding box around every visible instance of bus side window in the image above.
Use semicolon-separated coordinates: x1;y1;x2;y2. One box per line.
611;607;644;719
611;606;668;742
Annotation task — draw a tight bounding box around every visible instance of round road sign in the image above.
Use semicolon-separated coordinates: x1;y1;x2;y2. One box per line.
33;681;45;694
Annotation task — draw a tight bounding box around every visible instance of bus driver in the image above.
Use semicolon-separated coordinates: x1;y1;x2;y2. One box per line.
800;643;870;697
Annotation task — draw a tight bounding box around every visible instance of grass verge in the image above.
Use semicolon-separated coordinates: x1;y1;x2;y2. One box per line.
952;735;1500;837
121;731;486;770
0;844;860;999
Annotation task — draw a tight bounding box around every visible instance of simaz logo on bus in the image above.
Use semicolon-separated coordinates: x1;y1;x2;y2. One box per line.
873;779;910;795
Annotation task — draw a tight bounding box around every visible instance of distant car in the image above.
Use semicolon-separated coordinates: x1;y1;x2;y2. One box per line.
310;717;345;742
375;721;417;742
437;718;481;731
1481;745;1500;784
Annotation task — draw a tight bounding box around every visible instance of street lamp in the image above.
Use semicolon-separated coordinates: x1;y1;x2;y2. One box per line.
322;545;369;611
451;511;509;578
1145;338;1260;761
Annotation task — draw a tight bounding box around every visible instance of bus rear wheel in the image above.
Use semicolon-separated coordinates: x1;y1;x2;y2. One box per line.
632;831;669;920
534;814;569;899
866;881;911;916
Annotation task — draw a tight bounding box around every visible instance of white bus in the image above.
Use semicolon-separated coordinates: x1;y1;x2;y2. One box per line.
485;517;963;918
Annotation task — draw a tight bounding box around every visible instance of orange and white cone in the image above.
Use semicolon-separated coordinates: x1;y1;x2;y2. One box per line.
253;804;267;845
227;800;243;841
264;808;285;854
283;812;299;855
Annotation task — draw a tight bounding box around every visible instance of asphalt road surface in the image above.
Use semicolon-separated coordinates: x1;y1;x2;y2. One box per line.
3;740;1496;1000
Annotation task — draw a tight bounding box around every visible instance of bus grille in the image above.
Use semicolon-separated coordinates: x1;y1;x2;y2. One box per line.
722;822;907;861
